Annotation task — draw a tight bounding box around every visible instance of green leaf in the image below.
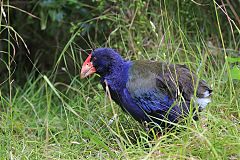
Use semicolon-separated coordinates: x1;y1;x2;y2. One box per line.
226;57;240;63
230;66;240;80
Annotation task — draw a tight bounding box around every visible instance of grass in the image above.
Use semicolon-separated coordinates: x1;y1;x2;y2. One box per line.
1;0;240;159
1;59;239;159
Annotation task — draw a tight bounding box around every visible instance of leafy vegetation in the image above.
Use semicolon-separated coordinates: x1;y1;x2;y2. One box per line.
0;0;239;159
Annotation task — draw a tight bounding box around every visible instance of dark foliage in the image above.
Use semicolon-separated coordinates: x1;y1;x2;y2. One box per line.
0;0;239;85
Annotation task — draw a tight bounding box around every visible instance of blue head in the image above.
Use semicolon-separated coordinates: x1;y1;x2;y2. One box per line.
81;48;125;78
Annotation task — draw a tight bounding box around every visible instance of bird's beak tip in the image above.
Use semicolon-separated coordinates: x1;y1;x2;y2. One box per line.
80;73;85;79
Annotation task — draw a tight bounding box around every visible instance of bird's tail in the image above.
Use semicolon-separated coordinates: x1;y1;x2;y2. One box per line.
196;90;212;110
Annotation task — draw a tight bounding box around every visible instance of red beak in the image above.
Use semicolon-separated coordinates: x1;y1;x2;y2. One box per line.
80;54;96;79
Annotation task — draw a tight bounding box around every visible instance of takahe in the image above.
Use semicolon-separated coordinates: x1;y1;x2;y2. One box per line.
81;48;212;129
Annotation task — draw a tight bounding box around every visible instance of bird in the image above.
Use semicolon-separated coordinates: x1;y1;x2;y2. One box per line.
80;48;212;130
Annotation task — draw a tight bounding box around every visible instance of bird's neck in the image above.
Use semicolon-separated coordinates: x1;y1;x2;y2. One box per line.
100;61;132;91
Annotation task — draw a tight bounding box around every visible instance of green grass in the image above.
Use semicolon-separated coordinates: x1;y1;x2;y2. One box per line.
1;0;240;159
1;44;239;159
1;56;240;159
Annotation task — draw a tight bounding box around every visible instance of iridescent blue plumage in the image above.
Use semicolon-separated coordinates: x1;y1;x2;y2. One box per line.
89;48;212;128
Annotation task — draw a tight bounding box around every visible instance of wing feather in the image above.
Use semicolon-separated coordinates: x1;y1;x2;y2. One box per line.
126;60;211;121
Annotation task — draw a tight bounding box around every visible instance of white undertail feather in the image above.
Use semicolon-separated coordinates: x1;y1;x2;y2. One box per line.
203;90;211;97
196;91;212;109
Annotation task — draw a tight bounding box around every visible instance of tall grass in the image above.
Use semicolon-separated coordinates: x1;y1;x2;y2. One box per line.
0;0;239;159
